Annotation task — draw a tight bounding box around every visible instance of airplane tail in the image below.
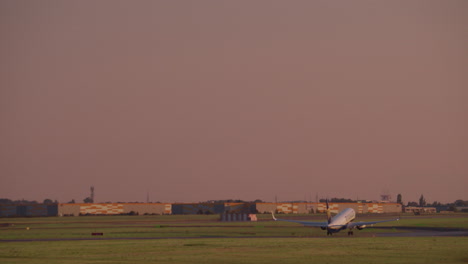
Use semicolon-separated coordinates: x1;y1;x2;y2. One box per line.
326;199;332;224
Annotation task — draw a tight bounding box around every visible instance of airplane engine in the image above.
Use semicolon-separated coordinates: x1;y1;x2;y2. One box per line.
356;225;366;230
320;227;327;230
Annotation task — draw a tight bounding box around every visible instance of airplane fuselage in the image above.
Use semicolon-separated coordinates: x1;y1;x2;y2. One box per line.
327;208;356;233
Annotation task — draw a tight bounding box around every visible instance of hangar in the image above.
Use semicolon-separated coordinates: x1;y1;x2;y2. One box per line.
0;202;402;217
1;202;402;217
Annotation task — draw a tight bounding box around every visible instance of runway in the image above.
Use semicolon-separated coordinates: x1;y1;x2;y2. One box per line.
1;226;467;242
373;226;468;237
376;230;468;237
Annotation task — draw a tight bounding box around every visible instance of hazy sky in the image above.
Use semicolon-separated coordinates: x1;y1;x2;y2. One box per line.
1;1;467;204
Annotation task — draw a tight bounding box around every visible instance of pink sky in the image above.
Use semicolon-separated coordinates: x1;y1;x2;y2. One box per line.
1;1;467;204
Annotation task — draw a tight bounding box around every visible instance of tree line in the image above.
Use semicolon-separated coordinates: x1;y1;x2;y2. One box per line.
1;196;467;209
0;198;58;205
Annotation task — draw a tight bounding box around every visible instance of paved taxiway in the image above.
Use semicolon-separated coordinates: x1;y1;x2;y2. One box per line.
2;227;467;242
374;226;468;237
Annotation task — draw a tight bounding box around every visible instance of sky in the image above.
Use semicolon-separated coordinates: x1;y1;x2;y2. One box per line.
1;1;467;204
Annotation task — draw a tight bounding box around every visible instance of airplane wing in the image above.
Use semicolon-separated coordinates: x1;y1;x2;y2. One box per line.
271;212;328;227
347;218;399;228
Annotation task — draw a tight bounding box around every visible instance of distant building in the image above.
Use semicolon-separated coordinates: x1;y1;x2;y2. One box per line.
2;202;403;217
455;206;468;212
404;206;436;214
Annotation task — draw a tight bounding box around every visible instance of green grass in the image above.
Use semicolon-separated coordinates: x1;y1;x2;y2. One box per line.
0;224;327;240
0;214;400;240
1;237;467;264
1;214;467;240
1;214;467;263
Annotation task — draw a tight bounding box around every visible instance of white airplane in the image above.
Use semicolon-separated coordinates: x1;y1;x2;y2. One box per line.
271;201;399;236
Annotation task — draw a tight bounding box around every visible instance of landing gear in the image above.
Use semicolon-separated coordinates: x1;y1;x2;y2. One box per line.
327;230;332;236
347;230;354;236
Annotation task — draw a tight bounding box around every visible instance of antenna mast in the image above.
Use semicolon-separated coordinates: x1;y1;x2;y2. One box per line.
90;186;95;203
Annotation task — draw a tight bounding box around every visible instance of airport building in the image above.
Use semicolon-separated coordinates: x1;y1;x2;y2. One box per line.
0;204;58;217
58;203;172;216
1;202;402;217
256;202;402;214
404;206;437;214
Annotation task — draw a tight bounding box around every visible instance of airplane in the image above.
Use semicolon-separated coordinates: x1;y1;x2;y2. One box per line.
271;200;399;236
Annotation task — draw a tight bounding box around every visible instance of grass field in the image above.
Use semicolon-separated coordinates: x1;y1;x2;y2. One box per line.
1;214;467;263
